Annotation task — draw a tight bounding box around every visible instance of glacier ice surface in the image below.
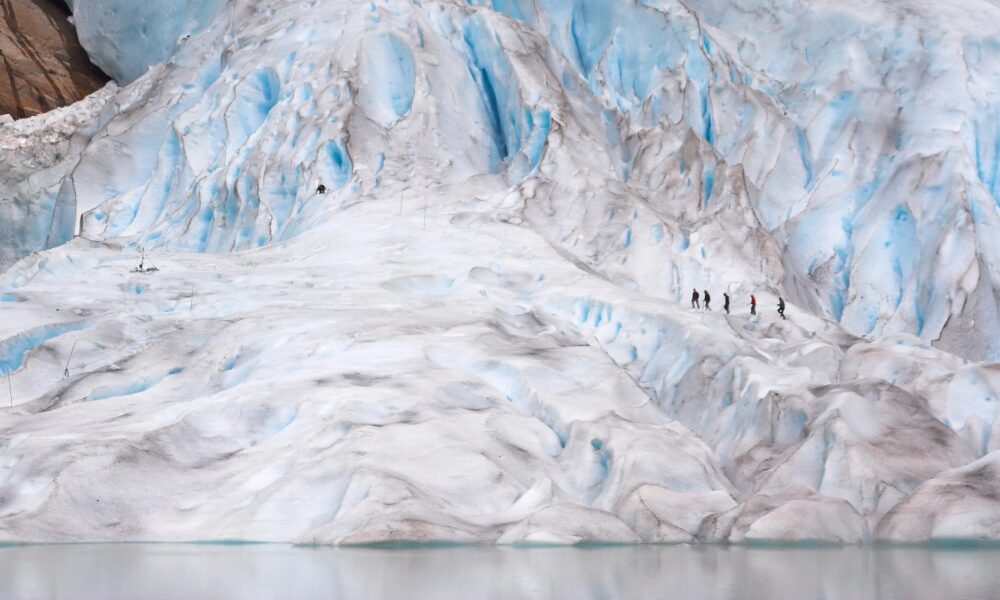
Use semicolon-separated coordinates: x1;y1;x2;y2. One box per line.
68;0;226;83
0;0;999;544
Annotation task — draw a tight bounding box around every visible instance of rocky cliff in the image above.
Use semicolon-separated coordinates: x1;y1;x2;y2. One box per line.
0;0;107;119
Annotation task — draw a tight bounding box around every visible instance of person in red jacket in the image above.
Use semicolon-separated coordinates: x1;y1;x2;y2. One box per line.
691;288;700;309
750;294;757;315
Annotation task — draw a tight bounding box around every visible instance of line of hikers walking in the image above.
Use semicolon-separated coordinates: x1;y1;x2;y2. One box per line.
691;288;785;319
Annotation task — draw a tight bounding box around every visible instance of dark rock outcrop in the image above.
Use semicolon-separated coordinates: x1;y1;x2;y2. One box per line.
0;0;108;119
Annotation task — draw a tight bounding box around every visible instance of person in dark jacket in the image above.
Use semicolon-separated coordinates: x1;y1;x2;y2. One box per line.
317;184;327;194
750;294;757;315
691;289;700;309
778;297;786;319
723;293;730;314
703;289;712;311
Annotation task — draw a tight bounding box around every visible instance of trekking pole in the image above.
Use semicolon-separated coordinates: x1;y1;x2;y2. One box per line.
63;341;77;378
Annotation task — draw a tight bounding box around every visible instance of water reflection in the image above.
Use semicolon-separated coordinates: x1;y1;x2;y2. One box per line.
2;543;998;600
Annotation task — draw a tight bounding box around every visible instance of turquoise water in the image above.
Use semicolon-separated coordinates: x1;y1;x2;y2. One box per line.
2;543;999;599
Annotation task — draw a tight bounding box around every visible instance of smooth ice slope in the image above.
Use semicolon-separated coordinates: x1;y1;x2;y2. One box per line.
0;0;999;544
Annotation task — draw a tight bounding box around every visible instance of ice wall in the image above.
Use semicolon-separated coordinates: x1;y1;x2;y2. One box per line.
674;0;1000;359
0;84;116;272
474;0;1000;359
42;0;999;359
68;0;226;83
60;1;559;254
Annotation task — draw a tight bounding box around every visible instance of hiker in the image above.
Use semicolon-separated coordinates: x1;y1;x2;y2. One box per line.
317;184;326;194
703;289;712;311
750;294;757;315
723;293;730;315
778;297;786;320
691;289;700;309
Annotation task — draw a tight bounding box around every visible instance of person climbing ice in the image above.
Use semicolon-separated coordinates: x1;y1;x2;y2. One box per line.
778;297;786;320
691;289;700;309
723;292;730;314
317;184;326;194
703;289;712;311
750;294;757;315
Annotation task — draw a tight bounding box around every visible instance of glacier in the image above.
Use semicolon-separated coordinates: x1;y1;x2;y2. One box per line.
0;0;998;544
65;0;226;84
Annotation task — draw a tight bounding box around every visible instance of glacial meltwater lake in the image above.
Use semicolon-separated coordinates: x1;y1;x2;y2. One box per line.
2;543;999;600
